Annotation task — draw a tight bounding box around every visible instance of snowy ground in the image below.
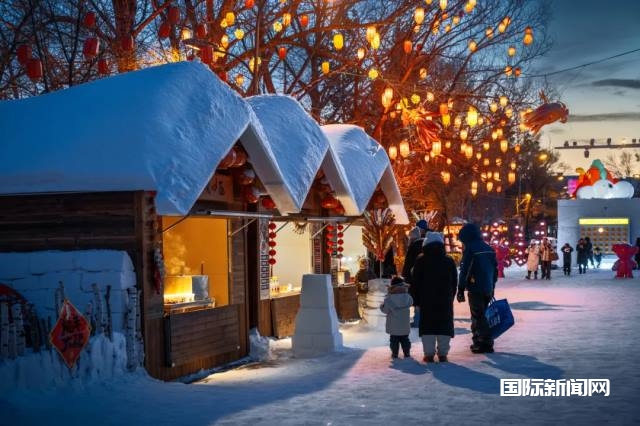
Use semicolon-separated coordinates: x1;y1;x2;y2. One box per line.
2;261;639;426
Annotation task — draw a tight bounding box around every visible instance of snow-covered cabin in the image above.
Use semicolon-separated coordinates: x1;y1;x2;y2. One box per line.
0;62;407;384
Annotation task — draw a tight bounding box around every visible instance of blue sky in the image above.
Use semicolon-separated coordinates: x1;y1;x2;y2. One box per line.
535;0;640;173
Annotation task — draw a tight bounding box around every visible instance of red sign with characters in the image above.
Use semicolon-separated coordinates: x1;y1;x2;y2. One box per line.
49;300;91;369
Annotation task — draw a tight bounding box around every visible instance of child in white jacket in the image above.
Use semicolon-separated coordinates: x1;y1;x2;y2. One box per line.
380;276;414;359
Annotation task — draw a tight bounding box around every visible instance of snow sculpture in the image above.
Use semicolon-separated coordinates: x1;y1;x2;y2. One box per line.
292;274;343;357
611;244;638;279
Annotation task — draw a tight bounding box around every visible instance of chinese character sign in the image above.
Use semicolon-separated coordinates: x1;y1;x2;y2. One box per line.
500;379;610;396
49;299;91;369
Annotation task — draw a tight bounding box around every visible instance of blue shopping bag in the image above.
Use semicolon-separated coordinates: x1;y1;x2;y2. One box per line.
485;298;514;339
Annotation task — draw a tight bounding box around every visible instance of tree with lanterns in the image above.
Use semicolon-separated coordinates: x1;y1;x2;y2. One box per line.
1;0;561;224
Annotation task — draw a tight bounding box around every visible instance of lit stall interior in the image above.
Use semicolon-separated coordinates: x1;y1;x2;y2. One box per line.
270;222;312;295
579;217;630;254
338;225;367;278
161;217;229;310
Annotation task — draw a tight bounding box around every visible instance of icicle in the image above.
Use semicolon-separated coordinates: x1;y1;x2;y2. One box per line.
12;303;25;356
0;302;9;360
104;285;112;340
92;283;104;334
125;287;138;371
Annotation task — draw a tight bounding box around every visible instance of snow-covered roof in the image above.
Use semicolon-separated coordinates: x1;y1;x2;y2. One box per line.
247;95;339;214
322;124;408;224
0;62;253;216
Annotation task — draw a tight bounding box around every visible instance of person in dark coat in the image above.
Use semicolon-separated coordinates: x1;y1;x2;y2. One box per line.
412;232;458;363
634;237;640;270
456;223;498;354
584;237;595;269
402;219;429;327
561;243;573;276
576;238;588;274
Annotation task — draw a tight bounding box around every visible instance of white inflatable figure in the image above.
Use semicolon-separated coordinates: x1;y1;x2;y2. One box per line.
576;179;635;199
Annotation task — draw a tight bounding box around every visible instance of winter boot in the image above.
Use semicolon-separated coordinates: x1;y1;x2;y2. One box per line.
525;271;531;279
438;355;448;362
534;271;538;279
423;355;435;363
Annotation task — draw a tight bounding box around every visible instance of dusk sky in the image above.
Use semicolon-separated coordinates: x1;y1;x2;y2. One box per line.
535;0;640;174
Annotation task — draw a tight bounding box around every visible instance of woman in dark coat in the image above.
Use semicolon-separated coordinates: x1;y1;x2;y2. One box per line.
576;238;588;274
411;232;458;363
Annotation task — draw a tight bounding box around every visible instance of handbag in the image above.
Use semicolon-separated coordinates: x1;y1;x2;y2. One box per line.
485;297;514;339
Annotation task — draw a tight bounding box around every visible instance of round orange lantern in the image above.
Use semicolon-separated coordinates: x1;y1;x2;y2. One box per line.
321;194;339;210
403;40;412;54
245;0;255;8
261;196;276;210
278;46;287;60
218;149;236;169
300;15;309;27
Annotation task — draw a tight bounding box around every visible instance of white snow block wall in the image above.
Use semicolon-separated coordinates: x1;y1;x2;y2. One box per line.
292;274;343;358
0;250;136;333
364;278;390;328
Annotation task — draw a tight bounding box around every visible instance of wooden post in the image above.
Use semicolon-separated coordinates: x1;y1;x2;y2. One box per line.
28;304;41;353
0;302;9;359
126;287;138;371
12;303;25;356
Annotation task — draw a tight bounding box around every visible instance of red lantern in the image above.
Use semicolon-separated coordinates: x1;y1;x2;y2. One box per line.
17;44;32;65
334;202;345;215
268;249;276;256
243;186;259;204
83;37;99;60
321;194;339;210
218;149;236;169
300;15;309;27
268;232;277;239
261;196;276;210
158;21;171;39
167;6;180;25
200;45;214;64
268;258;276;265
26;58;42;82
278;46;287;60
83;11;96;29
245;0;255;8
98;58;110;75
121;35;135;52
196;23;207;38
403;40;412;54
268;221;277;265
231;149;247;167
268;222;277;230
326;225;335;232
337;224;344;231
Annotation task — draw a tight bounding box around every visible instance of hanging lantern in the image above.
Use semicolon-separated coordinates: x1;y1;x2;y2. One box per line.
426;92;434;102
468;39;477;52
17;44;32;65
234;28;245;40
489;102;498;113
439;103;448;116
432;140;442;156
504;66;513;76
381;87;394;108
441;113;451;128
321;61;330;75
494;171;500;181
482;141;490;151
453;16;460;25
321;194;339;210
121;35;134;52
366;26;376;43
446;158;452;165
388;145;398;161
500;139;508;153
158;21;171;39
410;94;420;105
460;128;468;141
485;27;494;38
168;6;181;25
415;7;425;25
243;186;259;204
466;106;478;127
424;154;430;163
510;161;517;171
499;96;508;106
454;116;462;128
278;46;287;60
441;171;451;184
268;221;277;265
83;11;96;29
439;0;447;11
514;67;522;77
26;58;43;82
465;145;473;159
508;171;516;184
486;181;494;192
300;14;309;27
357;48;365;60
523;26;534;45
445;140;451;149
98;58;109;75
403;40;412;54
505;107;513;118
245;0;255;8
282;13;292;26
419;68;427;79
514;144;521;153
262;196;276;210
368;68;379;80
273;21;282;32
235;74;244;86
399;140;411;158
82;37;100;60
496;128;503;138
196;23;207;38
224;11;235;26
333;33;344;50
221;34;230;48
498;22;506;33
508;46;516;57
371;33;381;50
200;46;214;64
180;27;192;40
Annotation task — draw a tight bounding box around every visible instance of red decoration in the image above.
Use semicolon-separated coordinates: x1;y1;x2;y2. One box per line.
218;149;236;169
268;222;277;230
261;196;276;210
232;149;247;167
268;221;277;265
200;45;214;64
243;186;259;204
83;11;96;29
268;258;276;265
245;0;255;8
321;194;339;209
268;249;276;256
159;21;171;39
98;58;110;75
167;6;181;25
26;58;43;82
300;15;309;27
196;23;208;38
121;35;135;52
334;203;345;215
17;44;32;65
83;37;99;60
49;300;91;369
238;168;256;185
217;71;227;82
612;244;638;278
278;47;287;60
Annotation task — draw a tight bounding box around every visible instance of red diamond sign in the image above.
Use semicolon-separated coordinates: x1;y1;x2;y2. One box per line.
49;299;91;369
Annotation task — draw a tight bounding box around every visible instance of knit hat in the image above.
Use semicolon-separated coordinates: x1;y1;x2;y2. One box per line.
416;219;429;231
407;226;422;243
423;231;444;247
390;276;406;286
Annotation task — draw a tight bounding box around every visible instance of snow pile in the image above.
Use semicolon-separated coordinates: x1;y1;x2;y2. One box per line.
0;332;130;393
248;328;272;362
0;62;252;215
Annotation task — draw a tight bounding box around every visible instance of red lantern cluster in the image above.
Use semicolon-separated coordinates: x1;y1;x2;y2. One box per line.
325;224;335;256
268;222;277;265
218;146;247;169
16;44;42;82
336;224;345;259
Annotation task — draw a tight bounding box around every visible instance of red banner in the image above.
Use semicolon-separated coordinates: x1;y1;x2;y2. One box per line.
49;300;91;369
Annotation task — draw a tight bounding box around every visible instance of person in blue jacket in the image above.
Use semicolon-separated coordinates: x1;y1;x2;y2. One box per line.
456;223;498;354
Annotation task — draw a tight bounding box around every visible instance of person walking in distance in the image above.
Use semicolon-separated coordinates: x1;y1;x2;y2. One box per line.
525;241;540;279
576;238;588;274
411;232;458;363
379;276;413;359
584;237;595;269
456;223;498;354
561;243;574;276
402;219;429;328
539;237;553;280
